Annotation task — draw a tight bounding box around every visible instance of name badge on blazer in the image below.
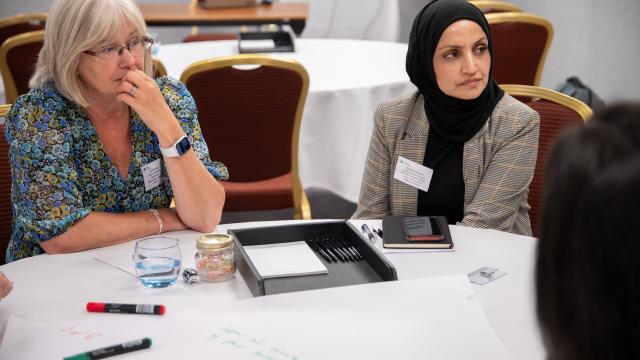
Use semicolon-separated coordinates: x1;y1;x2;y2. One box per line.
393;156;433;192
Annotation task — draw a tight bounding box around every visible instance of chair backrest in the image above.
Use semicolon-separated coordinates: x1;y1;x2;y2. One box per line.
469;1;522;13
486;12;553;86
152;57;168;78
501;85;592;237
0;104;13;264
180;54;309;217
0;30;44;104
0;13;46;47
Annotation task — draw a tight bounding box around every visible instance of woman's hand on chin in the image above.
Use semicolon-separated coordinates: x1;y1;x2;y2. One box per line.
116;70;181;141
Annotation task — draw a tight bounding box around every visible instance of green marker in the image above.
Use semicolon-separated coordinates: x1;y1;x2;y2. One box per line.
64;337;152;360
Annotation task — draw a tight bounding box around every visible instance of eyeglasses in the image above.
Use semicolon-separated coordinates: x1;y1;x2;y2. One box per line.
84;36;154;61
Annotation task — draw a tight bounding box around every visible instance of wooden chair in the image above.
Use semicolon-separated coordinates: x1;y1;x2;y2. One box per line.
486;12;553;86
152;57;168;78
501;85;592;237
180;54;311;220
0;104;13;264
0;30;44;104
469;1;522;13
0;13;46;47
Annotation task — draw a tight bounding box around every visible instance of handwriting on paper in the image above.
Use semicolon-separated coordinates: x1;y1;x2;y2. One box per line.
205;325;302;360
58;324;103;341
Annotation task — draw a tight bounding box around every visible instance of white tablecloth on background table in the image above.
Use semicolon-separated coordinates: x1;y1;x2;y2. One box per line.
156;39;417;202
0;221;545;359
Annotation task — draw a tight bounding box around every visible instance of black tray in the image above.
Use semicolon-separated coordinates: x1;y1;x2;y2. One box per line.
229;221;397;297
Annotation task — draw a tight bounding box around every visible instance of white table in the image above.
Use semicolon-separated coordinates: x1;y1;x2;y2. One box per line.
0;221;544;359
156;39;416;203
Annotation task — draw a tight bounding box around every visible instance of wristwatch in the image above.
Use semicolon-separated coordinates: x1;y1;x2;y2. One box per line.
160;134;191;157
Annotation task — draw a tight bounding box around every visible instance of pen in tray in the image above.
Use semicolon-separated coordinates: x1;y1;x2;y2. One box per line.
339;238;363;260
318;239;340;262
326;239;347;262
328;238;351;261
333;238;359;261
305;239;333;262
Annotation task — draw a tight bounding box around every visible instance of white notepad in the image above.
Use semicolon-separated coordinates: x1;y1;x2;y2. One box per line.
243;241;328;279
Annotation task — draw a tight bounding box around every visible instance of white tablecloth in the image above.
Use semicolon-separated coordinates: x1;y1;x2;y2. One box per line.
156;39;417;203
0;221;545;359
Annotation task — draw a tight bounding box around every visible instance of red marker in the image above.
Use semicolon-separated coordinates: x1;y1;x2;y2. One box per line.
86;302;165;315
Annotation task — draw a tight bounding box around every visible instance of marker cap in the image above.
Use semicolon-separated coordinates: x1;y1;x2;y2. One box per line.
86;302;105;312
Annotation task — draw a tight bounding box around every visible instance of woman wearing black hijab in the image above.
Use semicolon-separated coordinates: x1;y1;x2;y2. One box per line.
353;0;539;236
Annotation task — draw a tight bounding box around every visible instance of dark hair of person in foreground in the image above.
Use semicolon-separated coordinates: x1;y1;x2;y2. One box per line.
536;102;640;359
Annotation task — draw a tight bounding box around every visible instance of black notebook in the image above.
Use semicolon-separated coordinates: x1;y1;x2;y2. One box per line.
382;216;454;249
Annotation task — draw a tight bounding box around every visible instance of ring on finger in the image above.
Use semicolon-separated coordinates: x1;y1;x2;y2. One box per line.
129;85;138;96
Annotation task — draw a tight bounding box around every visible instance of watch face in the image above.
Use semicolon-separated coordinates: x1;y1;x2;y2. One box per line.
176;136;191;156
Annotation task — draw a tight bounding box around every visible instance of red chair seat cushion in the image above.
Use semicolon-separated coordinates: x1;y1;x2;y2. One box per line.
221;173;293;211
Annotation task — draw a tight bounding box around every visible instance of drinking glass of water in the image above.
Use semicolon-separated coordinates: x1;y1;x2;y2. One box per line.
134;237;181;288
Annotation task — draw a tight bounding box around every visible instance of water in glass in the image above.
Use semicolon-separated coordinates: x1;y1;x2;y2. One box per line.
134;237;181;288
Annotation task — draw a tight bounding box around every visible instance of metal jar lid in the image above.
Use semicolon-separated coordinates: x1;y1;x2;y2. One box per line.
197;233;234;250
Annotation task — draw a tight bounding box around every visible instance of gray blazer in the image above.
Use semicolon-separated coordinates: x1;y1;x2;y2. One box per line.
353;92;540;236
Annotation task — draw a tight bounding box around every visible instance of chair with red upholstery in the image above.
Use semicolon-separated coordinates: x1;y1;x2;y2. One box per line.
0;104;13;264
180;54;311;220
501;85;592;237
0;30;44;104
469;1;522;13
486;12;553;86
0;13;46;48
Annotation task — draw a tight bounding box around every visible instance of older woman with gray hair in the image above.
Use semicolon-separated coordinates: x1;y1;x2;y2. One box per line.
4;0;228;262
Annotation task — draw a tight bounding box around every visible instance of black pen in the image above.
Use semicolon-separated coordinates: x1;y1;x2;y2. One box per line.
320;239;342;262
314;239;338;262
325;238;346;262
328;238;352;261
337;239;355;261
64;337;152;360
374;228;384;239
306;240;332;262
339;238;362;260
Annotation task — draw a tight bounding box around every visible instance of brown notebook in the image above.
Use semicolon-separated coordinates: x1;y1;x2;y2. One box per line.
382;216;454;249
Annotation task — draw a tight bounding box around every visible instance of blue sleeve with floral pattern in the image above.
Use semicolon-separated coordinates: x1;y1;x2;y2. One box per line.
5;89;91;257
156;76;229;181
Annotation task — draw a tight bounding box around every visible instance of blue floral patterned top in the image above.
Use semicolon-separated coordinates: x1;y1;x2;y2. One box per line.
4;76;229;263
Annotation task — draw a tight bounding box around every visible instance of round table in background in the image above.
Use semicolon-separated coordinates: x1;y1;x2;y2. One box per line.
157;38;417;203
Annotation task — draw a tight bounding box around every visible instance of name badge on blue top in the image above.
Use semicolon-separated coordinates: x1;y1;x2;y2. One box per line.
141;159;162;192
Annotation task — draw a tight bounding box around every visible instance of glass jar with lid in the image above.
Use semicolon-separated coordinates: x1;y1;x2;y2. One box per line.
195;233;236;282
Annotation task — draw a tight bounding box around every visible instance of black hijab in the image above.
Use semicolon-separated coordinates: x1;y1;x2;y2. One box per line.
406;0;504;143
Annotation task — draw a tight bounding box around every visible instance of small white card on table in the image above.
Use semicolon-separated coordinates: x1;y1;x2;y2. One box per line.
243;241;328;279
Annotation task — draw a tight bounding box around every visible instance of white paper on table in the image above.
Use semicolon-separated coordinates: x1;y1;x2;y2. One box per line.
0;314;166;360
349;219;456;254
166;275;513;360
0;276;513;360
243;241;328;278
